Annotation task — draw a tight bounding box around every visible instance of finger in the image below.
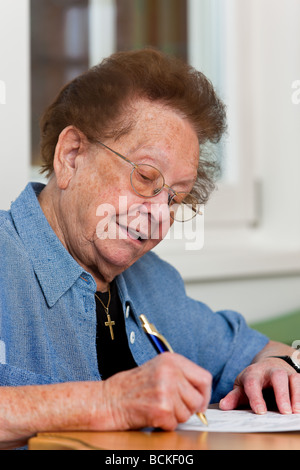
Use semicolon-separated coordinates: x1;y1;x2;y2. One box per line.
270;370;292;414
194;373;212;412
243;377;267;414
219;386;248;410
173;354;212;410
147;354;211;426
177;378;205;416
174;390;197;424
290;374;300;414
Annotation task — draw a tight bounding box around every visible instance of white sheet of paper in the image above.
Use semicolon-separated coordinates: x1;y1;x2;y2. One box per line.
177;407;300;433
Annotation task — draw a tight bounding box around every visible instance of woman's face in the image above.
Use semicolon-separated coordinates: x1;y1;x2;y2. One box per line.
53;100;200;287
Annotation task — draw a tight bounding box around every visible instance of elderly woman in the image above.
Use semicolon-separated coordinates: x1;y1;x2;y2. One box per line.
0;49;299;449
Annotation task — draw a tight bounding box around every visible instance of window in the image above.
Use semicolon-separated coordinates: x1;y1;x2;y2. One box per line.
2;0;300;286
31;0;257;230
115;0;187;59
31;0;90;167
188;0;257;227
31;0;188;167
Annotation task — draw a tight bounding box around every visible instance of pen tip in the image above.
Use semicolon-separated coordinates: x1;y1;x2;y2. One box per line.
196;412;208;426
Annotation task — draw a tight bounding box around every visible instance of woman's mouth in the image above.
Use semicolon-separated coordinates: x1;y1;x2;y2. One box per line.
117;223;148;243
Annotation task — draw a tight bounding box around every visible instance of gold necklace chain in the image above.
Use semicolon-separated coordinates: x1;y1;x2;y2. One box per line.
95;286;115;340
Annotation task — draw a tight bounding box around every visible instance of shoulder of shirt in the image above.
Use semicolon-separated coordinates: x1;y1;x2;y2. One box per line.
0;209;14;233
0;209;27;254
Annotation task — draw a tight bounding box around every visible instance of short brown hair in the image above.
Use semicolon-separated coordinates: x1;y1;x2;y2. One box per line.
40;48;226;203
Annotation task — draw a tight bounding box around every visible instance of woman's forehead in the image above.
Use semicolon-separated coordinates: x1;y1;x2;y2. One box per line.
117;100;199;164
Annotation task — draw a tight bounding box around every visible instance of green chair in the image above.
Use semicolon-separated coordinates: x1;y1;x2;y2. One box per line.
251;309;300;346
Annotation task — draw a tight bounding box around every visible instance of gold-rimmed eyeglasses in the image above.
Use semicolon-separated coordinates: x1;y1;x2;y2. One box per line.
97;141;202;222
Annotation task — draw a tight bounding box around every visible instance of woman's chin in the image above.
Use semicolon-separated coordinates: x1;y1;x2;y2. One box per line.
94;236;151;270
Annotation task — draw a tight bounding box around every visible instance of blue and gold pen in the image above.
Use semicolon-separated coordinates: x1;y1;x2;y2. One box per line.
139;314;208;426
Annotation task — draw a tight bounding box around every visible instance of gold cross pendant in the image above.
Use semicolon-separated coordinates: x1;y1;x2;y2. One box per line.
105;313;115;340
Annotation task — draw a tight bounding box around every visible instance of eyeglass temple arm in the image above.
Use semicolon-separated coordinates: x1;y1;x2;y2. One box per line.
97;141;137;168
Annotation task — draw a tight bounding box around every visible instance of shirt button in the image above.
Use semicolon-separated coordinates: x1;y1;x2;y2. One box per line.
125;305;130;319
130;331;135;344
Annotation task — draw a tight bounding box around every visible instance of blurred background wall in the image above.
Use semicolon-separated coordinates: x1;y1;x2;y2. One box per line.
1;0;300;341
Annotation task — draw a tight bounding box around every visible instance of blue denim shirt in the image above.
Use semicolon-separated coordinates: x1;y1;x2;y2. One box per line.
0;183;268;403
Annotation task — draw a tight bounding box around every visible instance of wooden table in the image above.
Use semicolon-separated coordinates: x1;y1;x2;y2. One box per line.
28;429;300;450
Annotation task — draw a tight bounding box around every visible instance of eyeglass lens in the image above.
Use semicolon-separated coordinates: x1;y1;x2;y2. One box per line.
131;164;164;197
169;193;199;222
131;166;199;222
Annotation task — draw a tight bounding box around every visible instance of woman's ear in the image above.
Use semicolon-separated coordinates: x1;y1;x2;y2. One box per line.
53;126;87;189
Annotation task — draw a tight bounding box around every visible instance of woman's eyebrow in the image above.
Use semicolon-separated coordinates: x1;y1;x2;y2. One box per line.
127;144;197;189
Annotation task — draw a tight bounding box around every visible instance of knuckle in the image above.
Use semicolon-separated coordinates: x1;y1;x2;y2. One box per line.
244;375;258;389
247;363;259;374
155;352;176;371
152;382;174;412
270;368;287;380
271;368;293;389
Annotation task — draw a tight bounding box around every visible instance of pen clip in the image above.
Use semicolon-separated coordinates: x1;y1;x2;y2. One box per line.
139;314;174;353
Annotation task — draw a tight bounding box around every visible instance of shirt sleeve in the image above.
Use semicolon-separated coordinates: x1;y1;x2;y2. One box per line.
184;296;270;403
0;364;58;386
125;252;270;404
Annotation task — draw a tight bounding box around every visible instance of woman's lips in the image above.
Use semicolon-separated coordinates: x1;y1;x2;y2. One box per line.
117;223;148;242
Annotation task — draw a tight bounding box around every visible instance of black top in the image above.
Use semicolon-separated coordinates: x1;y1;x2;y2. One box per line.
95;280;137;380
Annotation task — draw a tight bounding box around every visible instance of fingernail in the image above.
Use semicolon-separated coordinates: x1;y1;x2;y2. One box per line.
256;405;267;415
219;398;228;409
281;404;292;414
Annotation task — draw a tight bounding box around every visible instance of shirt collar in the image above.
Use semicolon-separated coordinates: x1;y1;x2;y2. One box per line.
10;183;96;307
